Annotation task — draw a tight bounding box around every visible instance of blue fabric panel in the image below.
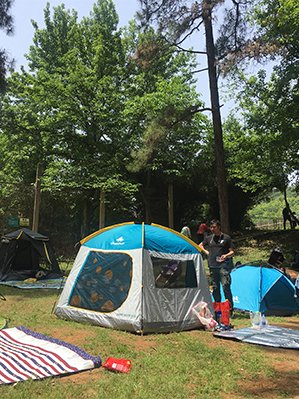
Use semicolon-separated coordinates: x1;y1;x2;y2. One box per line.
230;266;280;312
143;224;198;254
83;223;199;254
231;266;263;312
84;224;142;250
263;276;299;313
260;267;281;297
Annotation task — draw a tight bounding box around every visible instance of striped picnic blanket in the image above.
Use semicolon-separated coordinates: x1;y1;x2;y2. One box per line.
0;326;101;384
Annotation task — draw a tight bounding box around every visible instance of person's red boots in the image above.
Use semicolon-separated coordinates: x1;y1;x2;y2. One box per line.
220;300;231;326
213;300;233;331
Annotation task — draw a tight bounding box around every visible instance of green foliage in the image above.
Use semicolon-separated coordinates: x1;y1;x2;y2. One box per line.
0;1;216;235
0;0;14;92
126;75;209;178
254;0;299;61
0;2;136;223
249;188;299;223
1;0;296;235
224;65;299;196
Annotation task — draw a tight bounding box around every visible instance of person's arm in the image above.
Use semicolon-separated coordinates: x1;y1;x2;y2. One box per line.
219;247;234;262
198;241;209;256
219;236;235;262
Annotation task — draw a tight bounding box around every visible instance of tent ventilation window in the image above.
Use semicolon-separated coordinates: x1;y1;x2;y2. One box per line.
152;257;198;288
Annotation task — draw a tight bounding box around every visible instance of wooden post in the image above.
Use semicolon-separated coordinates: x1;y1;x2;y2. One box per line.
168;182;174;229
32;163;43;232
99;189;106;229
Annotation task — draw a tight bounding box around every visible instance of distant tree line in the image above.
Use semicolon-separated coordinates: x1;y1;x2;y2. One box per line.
0;0;297;254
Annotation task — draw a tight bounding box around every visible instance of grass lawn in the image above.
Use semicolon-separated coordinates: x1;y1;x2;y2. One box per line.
0;230;298;399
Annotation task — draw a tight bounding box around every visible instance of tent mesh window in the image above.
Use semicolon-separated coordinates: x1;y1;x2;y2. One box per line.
69;251;132;312
152;257;198;288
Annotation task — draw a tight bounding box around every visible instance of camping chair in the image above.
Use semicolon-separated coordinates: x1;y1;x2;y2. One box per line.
155;260;181;287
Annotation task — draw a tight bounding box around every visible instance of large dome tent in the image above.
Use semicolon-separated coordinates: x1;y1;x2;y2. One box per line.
54;222;212;333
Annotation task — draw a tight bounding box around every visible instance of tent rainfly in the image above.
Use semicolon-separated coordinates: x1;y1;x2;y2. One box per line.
0;228;62;281
55;222;212;333
230;263;299;315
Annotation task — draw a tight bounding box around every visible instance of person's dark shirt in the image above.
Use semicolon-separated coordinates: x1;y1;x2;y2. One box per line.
202;233;234;268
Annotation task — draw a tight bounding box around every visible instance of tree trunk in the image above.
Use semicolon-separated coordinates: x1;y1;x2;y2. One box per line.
283;184;288;206
141;190;151;224
203;0;230;233
141;171;152;224
81;200;88;237
32;162;44;232
168;182;174;228
99;189;106;229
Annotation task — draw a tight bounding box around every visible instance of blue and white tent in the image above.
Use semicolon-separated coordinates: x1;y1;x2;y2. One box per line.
231;263;299;315
55;222;212;333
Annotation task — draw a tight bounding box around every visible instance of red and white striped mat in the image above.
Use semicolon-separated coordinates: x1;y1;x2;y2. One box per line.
0;326;101;384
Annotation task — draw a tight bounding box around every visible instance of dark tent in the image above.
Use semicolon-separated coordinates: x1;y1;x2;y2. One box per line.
0;228;62;281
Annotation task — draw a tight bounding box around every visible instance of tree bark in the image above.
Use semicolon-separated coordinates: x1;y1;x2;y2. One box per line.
81;200;88;237
99;189;106;229
203;0;230;233
141;190;151;224
168;182;174;228
32;162;44;232
282;182;288;206
141;171;152;224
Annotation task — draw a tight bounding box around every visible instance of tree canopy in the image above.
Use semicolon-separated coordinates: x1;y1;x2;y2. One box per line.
0;0;298;246
0;0;213;239
0;0;14;92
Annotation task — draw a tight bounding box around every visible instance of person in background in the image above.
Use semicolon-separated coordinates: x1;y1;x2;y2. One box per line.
268;248;294;282
283;203;298;229
198;219;235;312
197;222;210;243
268;247;285;268
180;223;191;239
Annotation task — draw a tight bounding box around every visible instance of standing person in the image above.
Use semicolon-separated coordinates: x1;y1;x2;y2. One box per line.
283;203;297;229
180;223;191;239
197;222;210;243
198;219;235;312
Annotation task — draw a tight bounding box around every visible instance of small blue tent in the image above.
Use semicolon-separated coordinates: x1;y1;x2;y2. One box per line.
231;263;299;315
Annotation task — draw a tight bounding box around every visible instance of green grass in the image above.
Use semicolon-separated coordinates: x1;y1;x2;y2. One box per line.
233;229;299;265
0;230;298;399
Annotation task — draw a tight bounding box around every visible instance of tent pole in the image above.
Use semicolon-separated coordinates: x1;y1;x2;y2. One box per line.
140;222;145;335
